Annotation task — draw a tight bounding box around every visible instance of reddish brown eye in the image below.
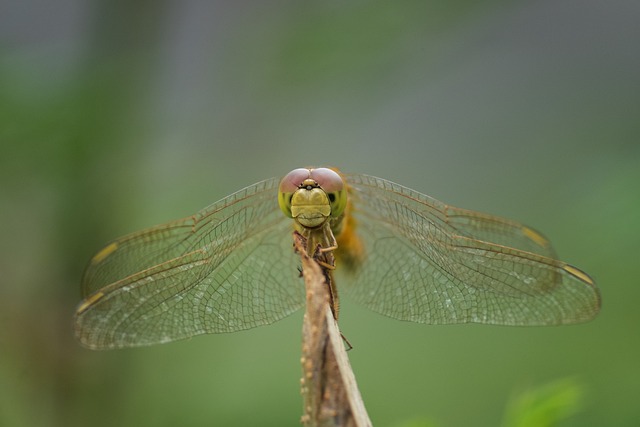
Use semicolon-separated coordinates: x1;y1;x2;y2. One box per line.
309;168;347;218
310;168;343;193
279;168;311;193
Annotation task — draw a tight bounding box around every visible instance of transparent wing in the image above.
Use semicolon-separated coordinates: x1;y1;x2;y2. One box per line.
339;174;601;325
75;178;303;349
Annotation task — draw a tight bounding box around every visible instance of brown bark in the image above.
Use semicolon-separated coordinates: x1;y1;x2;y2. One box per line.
295;232;372;427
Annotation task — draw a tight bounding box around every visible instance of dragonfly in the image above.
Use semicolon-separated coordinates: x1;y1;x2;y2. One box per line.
75;167;601;350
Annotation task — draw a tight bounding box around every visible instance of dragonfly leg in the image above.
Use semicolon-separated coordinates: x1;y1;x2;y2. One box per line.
315;259;336;270
340;332;353;351
318;245;338;253
293;228;341;319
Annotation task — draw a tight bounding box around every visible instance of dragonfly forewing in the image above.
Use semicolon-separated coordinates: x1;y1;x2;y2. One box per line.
339;174;600;326
75;179;304;349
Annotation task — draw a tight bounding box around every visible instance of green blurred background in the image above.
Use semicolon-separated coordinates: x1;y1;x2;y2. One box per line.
1;1;638;426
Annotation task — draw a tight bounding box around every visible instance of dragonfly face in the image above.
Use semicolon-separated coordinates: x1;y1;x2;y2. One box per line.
278;167;347;228
75;167;601;350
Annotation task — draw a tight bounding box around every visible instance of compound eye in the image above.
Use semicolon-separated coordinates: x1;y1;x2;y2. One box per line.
279;168;310;193
278;168;311;217
310;168;347;217
310;168;342;192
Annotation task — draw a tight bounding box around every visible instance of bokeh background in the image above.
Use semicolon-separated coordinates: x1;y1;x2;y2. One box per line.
1;1;638;426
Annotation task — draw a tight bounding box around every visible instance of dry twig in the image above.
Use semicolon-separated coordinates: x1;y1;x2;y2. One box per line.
295;232;372;427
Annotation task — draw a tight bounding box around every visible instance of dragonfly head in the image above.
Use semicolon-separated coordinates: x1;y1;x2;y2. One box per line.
278;168;347;228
